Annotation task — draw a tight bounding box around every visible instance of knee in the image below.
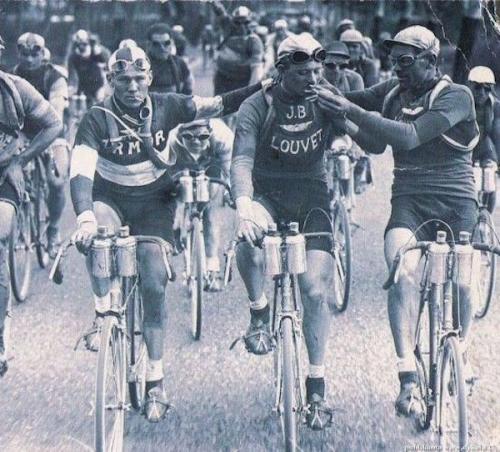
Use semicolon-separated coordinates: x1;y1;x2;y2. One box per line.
302;283;328;312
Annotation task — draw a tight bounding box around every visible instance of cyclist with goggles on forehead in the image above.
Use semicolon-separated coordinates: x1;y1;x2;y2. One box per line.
232;34;347;430
14;32;69;257
70;45;268;422
166;118;233;291
314;26;480;419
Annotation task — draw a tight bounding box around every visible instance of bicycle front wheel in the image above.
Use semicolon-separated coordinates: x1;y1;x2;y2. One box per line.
33;158;50;268
95;316;127;452
9;204;32;302
190;217;205;340
438;336;468;451
331;201;352;313
472;209;496;319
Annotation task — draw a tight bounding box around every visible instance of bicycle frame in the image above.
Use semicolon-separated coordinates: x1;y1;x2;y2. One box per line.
325;149;356;215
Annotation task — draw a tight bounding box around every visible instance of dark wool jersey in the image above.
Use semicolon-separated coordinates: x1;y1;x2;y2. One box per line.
68;50;109;97
149;55;191;94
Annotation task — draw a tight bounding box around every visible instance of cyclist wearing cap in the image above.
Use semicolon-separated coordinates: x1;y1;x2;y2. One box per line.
340;29;379;88
14;32;70;257
210;1;264;95
166;118;233;291
70;44;267;422
314;25;480;418
171;25;188;58
0;44;63;376
146;23;193;95
231;34;346;430
264;19;292;76
67;29;110;105
335;19;355;41
323;42;364;93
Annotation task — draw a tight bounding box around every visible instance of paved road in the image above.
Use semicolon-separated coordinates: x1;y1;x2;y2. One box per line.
1;53;499;452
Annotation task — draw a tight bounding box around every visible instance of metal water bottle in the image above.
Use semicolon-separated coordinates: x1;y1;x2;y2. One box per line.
263;223;282;276
91;226;113;279
115;226;137;277
429;231;449;284
195;173;210;202
337;154;351;181
473;162;482;193
285;222;307;274
455;231;473;286
179;169;194;203
482;163;497;193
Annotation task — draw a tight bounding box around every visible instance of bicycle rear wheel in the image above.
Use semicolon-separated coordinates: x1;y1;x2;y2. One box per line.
331;201;352;313
438;335;468;451
95;316;127;452
472;209;496;319
9;203;32;303
190;217;205;340
33;158;50;268
125;278;146;411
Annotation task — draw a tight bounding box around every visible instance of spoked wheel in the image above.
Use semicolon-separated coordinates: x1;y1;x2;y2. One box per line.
331;201;352;313
95;317;127;452
190;217;205;340
472;209;496;319
9;204;32;302
125;278;147;411
438;336;468;451
33;158;50;268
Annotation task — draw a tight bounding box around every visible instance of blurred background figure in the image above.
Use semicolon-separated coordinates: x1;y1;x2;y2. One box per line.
172;24;188;58
335;18;355;41
264;19;291;76
340;29;379;87
201;24;217;70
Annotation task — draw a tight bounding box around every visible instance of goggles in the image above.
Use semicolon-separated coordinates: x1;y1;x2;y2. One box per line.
279;47;326;65
389;51;430;68
152;39;172;48
471;82;493;93
110;58;151;73
18;44;43;57
181;132;211;142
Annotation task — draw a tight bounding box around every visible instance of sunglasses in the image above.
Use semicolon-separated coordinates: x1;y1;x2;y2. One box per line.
111;58;151;73
389;51;429;68
471;82;493;92
18;45;43;57
152;39;171;48
181;132;211;141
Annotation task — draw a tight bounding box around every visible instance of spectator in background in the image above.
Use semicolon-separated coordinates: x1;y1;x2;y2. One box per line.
323;41;364;93
210;2;264;95
296;15;313;35
172;25;188;58
265;20;292;68
146;23;193;95
335;19;355;40
201;24;217;69
340;29;379;87
375;31;393;81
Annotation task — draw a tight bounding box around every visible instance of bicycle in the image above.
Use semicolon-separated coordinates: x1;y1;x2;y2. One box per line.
229;222;334;452
50;226;174;452
176;168;231;340
324;135;353;313
9;154;51;302
471;161;497;318
384;228;500;450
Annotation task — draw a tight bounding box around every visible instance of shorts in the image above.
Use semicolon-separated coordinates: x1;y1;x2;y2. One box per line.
0;178;20;213
385;194;478;242
254;177;332;253
93;188;176;246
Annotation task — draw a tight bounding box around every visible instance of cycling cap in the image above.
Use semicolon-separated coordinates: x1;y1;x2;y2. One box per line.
118;39;138;49
299;15;311;25
340;29;364;43
172;25;184;34
337;18;354;30
468;66;495;84
108;46;151;73
325;41;350;60
17;32;45;49
73;29;90;44
178;119;211;132
277;33;323;59
384;25;440;56
274;19;288;30
232;6;251;21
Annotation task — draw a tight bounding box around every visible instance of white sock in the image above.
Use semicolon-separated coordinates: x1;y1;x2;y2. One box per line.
146;358;164;382
309;364;325;379
94;293;110;315
397;356;416;373
249;293;268;311
206;256;220;272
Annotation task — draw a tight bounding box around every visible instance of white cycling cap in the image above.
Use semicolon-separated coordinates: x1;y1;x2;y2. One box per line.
17;32;45;49
468;66;495;84
277;33;322;59
340;29;364;44
384;25;440;57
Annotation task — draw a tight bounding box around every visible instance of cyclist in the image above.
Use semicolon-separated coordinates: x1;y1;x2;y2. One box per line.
201;24;217;69
67;29;110;106
146;23;193;95
0;38;63;376
14;32;69;257
314;26;479;418
265;19;292;69
340;29;379;88
334;18;355;40
231;34;345;430
211;2;264;95
171;25;188;58
69;45;268;421
467;66;499;212
167;118;233;291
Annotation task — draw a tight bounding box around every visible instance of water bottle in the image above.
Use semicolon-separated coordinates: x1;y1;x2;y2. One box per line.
263;223;282;276
195;173;210;202
91;226;113;279
482;163;497;193
429;230;450;285
179;169;194;203
454;231;474;286
337;154;351;180
115;226;137;277
285;222;307;274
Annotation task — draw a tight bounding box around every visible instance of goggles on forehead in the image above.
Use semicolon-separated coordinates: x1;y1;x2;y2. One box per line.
110;58;151;74
18;44;43;57
389;50;431;68
279;47;326;66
